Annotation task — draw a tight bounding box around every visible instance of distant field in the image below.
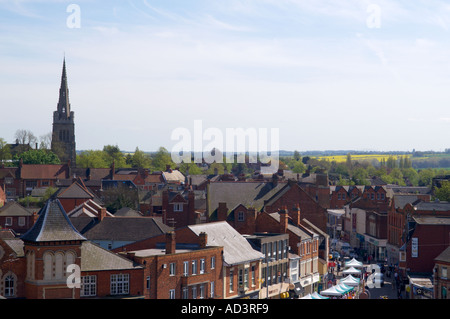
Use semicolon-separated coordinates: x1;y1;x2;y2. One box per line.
313;154;411;163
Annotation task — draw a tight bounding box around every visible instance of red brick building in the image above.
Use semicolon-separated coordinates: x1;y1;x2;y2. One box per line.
0;201;37;235
434;246;450;299
0;199;145;299
119;231;224;299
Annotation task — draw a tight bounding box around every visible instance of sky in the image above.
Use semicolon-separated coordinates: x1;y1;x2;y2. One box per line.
1;0;450;153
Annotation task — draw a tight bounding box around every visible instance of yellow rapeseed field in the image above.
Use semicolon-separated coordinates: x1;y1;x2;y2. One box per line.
313;154;411;163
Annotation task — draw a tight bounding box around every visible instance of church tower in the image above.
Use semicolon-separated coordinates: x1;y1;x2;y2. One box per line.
51;58;76;167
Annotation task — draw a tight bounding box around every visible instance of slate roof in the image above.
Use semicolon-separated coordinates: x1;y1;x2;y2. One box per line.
188;221;264;266
70;216;172;242
80;241;142;271
114;207;143;217
56;182;95;199
21;199;87;242
414;201;450;212
0;201;33;216
392;195;422;209
268;212;316;239
2;238;24;257
434;246;450;263
207;181;286;215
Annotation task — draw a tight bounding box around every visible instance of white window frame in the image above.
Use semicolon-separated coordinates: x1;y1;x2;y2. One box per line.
169;289;176;299
183;261;189;276
200;259;205;274
238;211;245;222
173;203;183;212
192;260;197;275
170;262;176;276
110;274;129;295
18;216;25;227
81;275;97;297
5;217;12;226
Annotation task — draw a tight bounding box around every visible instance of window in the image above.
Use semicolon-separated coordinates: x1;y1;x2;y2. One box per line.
4;275;15;297
4;177;13;185
18;217;25;227
192;260;197;275
381;193;385;200
229;269;234;291
252;266;256;286
5;217;12;226
146;276;150;290
199;284;205;299
169;289;176;299
81;275;97;297
170;262;176;276
210;281;215;298
110;274;129;295
244;268;249;288
442;267;448;279
239;269;243;287
173;203;183;212
192;286;197;299
182;287;188;299
211;256;215;269
200;259;205;274
238;211;245;222
183;261;189;276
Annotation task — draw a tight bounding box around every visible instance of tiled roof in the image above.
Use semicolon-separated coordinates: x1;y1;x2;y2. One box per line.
207;181;286;215
20;164;69;179
188;221;264;266
56;182;95;199
435;246;450;263
20;199;86;242
80;241;142;271
71;216;172;242
2;239;24;257
0;201;33;217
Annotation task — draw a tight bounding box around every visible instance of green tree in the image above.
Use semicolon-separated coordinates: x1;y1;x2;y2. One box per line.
131;147;152;169
179;162;203;175
434;181;450;202
14;149;61;165
77;150;109;168
103;145;127;167
0;138;11;164
151;147;176;171
293;150;301;161
418;169;435;186
402;167;419;186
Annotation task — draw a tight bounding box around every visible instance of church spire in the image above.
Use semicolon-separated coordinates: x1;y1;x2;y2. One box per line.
57;57;71;119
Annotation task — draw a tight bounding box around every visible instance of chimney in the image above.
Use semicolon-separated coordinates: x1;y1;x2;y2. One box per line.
279;206;288;234
199;232;208;249
217;202;228;221
99;208;107;221
246;207;257;234
271;174;278;187
165;232;176;254
188;190;196;225
292;204;301;226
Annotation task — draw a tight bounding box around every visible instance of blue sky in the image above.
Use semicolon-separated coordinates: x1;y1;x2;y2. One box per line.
1;0;450;153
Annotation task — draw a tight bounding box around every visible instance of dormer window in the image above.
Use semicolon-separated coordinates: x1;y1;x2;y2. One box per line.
173;203;183;212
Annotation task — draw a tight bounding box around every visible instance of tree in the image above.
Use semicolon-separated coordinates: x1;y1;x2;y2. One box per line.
131;147;152;169
14;149;61;165
0;138;11;164
151;147;176;171
418;169;435;186
77;150;110;168
179;163;203;175
103;145;127;167
434;181;450;202
293;150;301;161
